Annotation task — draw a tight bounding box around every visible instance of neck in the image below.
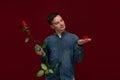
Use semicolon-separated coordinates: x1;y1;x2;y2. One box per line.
55;30;64;36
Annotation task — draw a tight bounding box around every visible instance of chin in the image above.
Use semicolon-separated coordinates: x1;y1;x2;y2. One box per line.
61;27;65;31
61;28;65;31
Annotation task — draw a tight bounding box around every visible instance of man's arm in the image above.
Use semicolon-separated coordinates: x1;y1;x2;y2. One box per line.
36;41;49;64
73;36;91;63
73;41;84;63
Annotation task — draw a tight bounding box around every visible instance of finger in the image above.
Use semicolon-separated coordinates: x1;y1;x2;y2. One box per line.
87;38;92;41
79;39;84;42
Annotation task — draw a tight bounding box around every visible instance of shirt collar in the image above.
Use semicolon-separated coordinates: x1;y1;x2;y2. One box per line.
53;30;67;38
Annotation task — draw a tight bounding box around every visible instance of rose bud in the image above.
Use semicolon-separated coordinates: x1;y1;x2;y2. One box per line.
22;20;28;27
82;35;89;39
21;20;28;31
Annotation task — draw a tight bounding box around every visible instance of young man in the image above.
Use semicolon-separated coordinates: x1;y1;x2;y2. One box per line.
36;13;91;80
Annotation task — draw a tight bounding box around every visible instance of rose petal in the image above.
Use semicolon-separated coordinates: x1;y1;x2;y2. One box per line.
82;35;89;39
22;20;28;27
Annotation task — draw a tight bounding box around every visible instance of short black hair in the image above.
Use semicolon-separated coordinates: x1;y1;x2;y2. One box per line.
47;12;59;25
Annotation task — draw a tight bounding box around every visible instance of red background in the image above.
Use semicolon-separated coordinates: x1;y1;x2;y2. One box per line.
0;0;120;80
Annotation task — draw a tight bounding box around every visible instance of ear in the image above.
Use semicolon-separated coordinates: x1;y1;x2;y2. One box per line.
50;25;55;29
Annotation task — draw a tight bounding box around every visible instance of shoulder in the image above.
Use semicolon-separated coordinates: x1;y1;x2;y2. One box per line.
44;34;56;42
66;31;79;39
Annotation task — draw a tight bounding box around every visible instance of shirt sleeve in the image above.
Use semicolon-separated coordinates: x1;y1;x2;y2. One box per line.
73;36;84;63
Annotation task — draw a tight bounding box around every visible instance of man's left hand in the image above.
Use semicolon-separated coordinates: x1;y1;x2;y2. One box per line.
77;38;92;45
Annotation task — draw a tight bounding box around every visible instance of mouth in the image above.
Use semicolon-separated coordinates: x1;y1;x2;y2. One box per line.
60;25;65;28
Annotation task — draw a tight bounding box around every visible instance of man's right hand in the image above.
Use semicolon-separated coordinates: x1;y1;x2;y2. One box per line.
36;47;45;56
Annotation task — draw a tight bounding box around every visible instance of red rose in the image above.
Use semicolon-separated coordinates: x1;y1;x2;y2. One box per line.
22;20;28;27
82;35;89;39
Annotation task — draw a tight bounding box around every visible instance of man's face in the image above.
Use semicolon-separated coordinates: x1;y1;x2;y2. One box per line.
51;15;66;32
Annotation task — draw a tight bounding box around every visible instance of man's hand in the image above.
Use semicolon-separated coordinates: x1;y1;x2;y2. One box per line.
77;38;92;45
36;47;45;56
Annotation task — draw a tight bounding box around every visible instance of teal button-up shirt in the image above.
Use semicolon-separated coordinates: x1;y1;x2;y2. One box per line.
41;31;84;80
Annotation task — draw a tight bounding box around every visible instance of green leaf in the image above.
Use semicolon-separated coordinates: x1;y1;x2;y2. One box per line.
53;62;61;71
55;62;61;68
24;27;28;30
25;37;29;43
41;63;47;70
34;44;41;52
36;70;44;77
26;30;30;35
55;63;59;68
22;27;28;31
42;42;47;48
45;70;49;74
48;69;54;74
